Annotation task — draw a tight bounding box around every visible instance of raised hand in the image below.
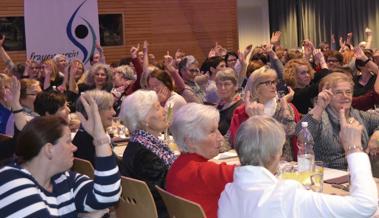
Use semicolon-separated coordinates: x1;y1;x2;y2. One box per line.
164;51;176;72
367;131;379;157
77;94;107;140
208;47;216;58
365;27;372;37
270;31;282;45
244;90;264;117
143;40;148;52
339;108;363;153
346;32;353;44
130;44;140;59
316;89;333;110
313;49;324;62
8;76;21;108
283;86;294;102
214;42;227;56
243;44;253;59
353;46;368;61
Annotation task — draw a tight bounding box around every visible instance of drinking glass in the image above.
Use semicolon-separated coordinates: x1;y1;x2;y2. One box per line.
310;161;324;192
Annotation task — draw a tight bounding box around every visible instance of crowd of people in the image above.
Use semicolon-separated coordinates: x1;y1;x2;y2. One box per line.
0;28;379;217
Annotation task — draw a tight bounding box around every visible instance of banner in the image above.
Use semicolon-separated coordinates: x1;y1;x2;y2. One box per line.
24;0;99;65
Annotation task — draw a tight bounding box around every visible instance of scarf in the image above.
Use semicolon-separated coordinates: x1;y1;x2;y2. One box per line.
263;97;278;117
129;129;177;167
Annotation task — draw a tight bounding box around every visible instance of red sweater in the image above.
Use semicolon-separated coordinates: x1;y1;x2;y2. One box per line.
166;153;235;218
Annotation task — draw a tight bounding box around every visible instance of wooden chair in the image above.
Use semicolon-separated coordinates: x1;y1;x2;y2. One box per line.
0;133;12;142
115;176;158;218
155;185;206;218
72;158;94;179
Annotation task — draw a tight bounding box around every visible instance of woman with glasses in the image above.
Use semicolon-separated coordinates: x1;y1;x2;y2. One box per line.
178;55;205;103
229;66;297;161
297;72;379;170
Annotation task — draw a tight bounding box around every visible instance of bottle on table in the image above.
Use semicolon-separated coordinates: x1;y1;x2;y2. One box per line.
297;122;315;173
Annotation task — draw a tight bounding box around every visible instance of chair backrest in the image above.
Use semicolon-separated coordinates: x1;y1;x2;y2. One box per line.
155;185;206;218
115;176;158;218
0;133;12;142
72;158;94;179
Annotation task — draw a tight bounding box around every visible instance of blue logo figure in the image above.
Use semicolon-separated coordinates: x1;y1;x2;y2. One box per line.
66;0;97;64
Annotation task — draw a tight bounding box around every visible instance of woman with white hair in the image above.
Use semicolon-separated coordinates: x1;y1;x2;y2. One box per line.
219;113;378;218
73;90;116;165
229;66;298;161
120;90;175;218
166;103;235;218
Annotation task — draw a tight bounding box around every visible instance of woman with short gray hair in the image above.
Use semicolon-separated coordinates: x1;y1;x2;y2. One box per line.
219;114;378;218
166;103;235;218
119;90;175;218
73;90;115;165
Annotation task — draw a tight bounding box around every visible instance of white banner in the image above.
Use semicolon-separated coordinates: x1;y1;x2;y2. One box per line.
24;0;99;65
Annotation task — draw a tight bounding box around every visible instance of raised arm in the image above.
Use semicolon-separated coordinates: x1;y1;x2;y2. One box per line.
330;34;336;51
164;52;185;92
74;94;121;211
8;76;28;130
0;35;15;73
365;28;373;49
291;109;377;218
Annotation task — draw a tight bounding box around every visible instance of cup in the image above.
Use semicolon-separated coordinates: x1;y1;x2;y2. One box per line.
310;161;324;192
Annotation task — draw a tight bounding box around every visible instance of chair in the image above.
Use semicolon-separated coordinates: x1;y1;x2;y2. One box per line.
0;133;12;142
72;158;94;179
155;185;206;218
115;176;158;218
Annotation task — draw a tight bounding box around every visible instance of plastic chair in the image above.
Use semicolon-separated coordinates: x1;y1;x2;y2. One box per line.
115;176;158;218
155;185;206;218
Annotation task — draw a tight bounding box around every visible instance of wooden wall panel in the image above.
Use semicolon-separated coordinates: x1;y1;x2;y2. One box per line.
0;0;238;69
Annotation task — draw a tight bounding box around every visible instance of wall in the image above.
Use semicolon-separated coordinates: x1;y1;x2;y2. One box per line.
0;0;238;69
237;0;270;50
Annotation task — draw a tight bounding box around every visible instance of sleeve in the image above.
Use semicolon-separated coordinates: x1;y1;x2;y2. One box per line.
73;155;121;212
130;57;143;91
352;90;378;111
286;152;378;218
181;87;203;103
359;110;379;135
270;57;284;80
228;104;249;147
197;162;235;194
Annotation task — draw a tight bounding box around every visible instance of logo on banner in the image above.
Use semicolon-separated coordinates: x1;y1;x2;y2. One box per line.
66;0;96;64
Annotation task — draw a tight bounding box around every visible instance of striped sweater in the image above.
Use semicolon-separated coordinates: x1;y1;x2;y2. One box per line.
0;155;121;217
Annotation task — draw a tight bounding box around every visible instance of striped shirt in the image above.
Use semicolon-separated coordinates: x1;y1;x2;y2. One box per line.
0;156;121;217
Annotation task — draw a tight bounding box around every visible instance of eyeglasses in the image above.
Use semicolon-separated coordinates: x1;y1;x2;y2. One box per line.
189;68;200;74
258;80;277;87
227;58;237;62
333;89;353;97
216;81;234;88
327;59;339;63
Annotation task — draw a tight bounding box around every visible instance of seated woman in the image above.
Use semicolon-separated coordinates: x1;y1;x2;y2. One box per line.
120;90;175;218
78;63;113;93
147;68;186;115
297;72;379;169
215;68;243;135
73;90;116;165
0;73;13;135
284;57;329;114
219;114;378;218
229;66;297;161
166;103;235;218
0;94;121;217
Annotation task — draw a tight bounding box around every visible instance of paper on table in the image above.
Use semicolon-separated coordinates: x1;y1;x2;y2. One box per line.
213;150;238;160
324;168;349;181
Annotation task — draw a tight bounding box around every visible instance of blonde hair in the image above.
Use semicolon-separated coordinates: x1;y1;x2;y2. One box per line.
284;58;315;88
318;72;354;92
248;66;277;100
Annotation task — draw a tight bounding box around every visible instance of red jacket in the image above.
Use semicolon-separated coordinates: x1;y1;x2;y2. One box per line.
166;153;235;218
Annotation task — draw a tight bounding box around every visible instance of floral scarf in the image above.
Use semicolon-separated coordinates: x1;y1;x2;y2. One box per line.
129;129;177;167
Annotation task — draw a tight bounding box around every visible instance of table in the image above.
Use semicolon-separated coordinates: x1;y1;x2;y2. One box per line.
210;151;379;197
